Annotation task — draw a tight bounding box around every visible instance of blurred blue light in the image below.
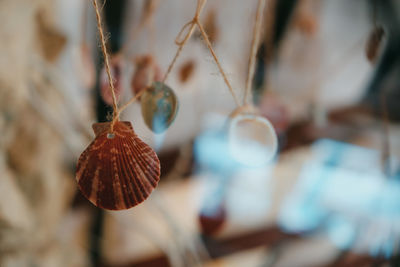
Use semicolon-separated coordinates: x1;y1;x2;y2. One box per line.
194;129;240;175
279;139;400;258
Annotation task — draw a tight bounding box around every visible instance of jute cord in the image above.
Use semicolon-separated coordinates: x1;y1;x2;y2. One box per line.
244;0;266;106
162;0;242;107
92;0;119;132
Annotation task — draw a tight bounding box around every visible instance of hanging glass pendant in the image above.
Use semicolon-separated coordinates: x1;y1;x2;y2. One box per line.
141;81;179;133
228;109;278;167
76;121;160;210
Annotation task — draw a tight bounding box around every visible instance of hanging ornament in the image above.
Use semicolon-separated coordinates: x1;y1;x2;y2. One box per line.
141;81;179;133
76;0;161;210
76;121;160;210
131;54;162;96
226;0;277;166
228;107;278;166
100;55;123;105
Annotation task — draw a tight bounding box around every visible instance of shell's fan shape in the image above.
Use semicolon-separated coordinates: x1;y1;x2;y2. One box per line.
76;121;161;210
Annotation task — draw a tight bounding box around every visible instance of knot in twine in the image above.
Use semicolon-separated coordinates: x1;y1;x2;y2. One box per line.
163;0;241;107
229;104;258;119
174;0;206;46
162;0;208;84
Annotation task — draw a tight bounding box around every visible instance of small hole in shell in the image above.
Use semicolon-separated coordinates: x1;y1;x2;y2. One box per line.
107;133;115;139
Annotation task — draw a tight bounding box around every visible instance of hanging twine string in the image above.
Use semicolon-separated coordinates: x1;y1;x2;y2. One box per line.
161;0;206;83
118;87;148;114
162;0;241;107
102;0;160;118
92;0;119;132
116;0;160;115
244;0;266;106
197;21;241;107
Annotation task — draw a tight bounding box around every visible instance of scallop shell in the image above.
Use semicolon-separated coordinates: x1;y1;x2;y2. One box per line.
141;81;179;133
100;56;123;106
76;121;160;210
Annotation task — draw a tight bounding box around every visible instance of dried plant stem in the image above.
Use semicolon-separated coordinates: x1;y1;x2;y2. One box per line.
92;0;119;131
244;0;266;106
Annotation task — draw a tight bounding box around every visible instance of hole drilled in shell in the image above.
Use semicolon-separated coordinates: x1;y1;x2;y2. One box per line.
107;132;115;139
229;114;278;166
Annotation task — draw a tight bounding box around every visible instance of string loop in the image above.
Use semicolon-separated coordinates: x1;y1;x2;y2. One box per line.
175;20;197;46
163;0;242;107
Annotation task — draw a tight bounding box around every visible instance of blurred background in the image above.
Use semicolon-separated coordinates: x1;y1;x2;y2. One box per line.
1;0;400;266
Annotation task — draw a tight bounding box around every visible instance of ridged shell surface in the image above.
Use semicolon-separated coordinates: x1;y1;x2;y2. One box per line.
76;121;160;210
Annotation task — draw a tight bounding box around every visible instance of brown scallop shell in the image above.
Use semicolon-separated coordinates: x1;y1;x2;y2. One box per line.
100;55;123;106
76;121;160;210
